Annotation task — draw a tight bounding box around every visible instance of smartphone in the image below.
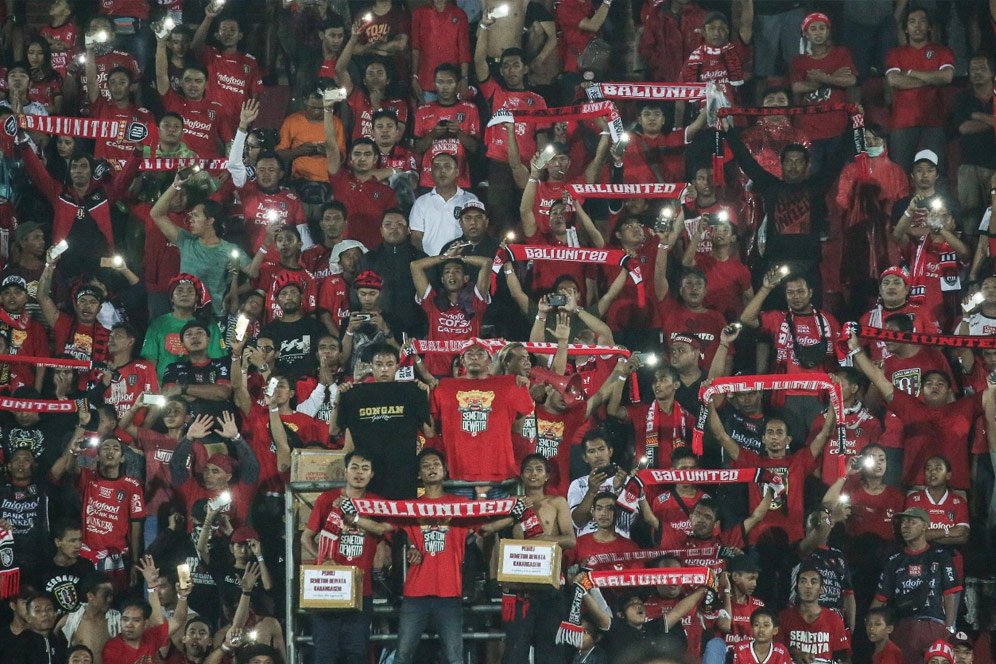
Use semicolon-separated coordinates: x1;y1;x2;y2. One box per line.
631;351;659;367
177;563;192;592
653;218;672;233
265;377;279;398
99;255;124;268
602;463;619;477
323;87;348;104
208;490;233;511
141;394;167;408
48;240;69;261
547;294;567;307
178;164;202;179
724;322;743;335
234;314;250;342
353;313;372;322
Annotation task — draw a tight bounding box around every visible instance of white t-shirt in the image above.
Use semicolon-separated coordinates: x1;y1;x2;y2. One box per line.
567;475;633;538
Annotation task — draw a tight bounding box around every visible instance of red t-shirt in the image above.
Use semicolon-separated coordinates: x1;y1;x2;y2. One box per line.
680;41;747;101
161;89;232;156
708;594;765;649
378;144;418;175
843;481;905;541
418;286;489;376
809;407;882;482
90;98;155;163
40;22;78;77
82;50;141;112
480;78;547;163
574;532;640;570
881;346;954;398
759;309;841;377
534;403;591;497
885;43;955;129
236;182;307;253
102;622;169;664
778;607;851;661
246;406;328;491
887;390;981;489
430;375;533;481
600;238;659;332
345;88;409;141
651;488;708;540
317;274;349;329
77;468;145;554
99;0;150;19
733;448;818;544
523;230;590;300
788;46;857;140
401;495;471;598
657;295;727;368
694;252;752;322
133;203;189;293
328;170;398;249
626;401;693;469
621;130;687;184
54;313;110;367
410;4;470;88
198;46;261;123
414;101;480;188
308;488;385;595
555;0;597;73
733;641;793;664
3;314;51;383
905;489;969;578
103;359;159;420
660;526;744;570
873;640;906;664
133;429;179;515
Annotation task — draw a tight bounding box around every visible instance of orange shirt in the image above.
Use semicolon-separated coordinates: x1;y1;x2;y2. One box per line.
276;111;346;182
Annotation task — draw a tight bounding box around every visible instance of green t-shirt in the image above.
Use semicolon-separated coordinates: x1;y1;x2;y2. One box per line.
141;313;228;381
175;229;250;316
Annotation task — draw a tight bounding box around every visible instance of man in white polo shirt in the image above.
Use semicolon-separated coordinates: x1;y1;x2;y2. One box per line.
409;152;480;255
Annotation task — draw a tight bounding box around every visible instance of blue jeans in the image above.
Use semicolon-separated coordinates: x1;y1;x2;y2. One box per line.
702;636;729;664
394;596;464;664
446;484;510;500
310;597;373;664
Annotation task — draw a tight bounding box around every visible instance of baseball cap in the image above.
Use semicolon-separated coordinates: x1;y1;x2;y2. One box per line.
458;200;488;217
671;333;703;349
950;632;973;651
354;270;384;290
1;275;27;292
895;507;930;522
13;221;42;244
704;11;729;27
75;285;105;302
230;526;259;544
913;149;939;167
330;240;368;264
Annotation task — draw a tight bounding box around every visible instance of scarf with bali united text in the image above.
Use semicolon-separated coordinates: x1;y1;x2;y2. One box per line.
616;467;762;514
843;322;996;350
341;496;543;538
0;526;18;598
691;375;844;455
497;244;647;306
5;114;149;142
715;104;868;185
487;101;623;142
556;567;714;646
565;182;686;203
585;82;706;102
408;338;631;358
0;396;77;413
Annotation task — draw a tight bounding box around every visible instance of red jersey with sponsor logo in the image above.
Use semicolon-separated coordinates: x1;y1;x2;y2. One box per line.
430;375;533;482
600;238;659;332
98;0;150;19
301;245;334;275
881;347;954;398
317;274;349;329
246;406;329;492
626;401;693;469
789;47;856;140
533;403;591;497
414;101;480;188
418;286;489;376
707;593;765;649
328;170;398;249
480;78;547;163
680;41;746;101
523;230;590;299
401;495;470;598
76;468;145;554
102;623;168;664
733;448;818;545
843;479;905;541
198;46;261;122
885;43;955;129
905;489;969;578
887;390;981;489
778;606;851;662
694;252;752;322
759;310;840;377
809;407;882;482
90;98;155;164
660;525;744;569
530;179;582;236
236;183;307;253
574;532;640;570
103;359;159;420
133;429;179;515
732;641;793;664
345;87;409;141
133;203;189;293
378;144;418;174
651;488;708;539
308;488;385;595
161;89;232;157
410;4;470;88
658;295;727;368
81;50;141;113
40;22;78;77
27;75;62;110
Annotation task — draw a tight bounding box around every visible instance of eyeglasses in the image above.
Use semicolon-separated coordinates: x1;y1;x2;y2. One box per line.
257;345;275;352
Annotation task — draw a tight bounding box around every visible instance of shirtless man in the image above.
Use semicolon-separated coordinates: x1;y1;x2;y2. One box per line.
482;0;530;58
501;453;576;664
58;573;120;664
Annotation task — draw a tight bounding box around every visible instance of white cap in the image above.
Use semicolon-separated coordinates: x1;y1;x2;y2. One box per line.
913;149;938;167
329;240;368;264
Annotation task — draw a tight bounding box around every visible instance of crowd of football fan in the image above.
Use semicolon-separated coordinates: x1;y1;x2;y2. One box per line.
2;0;996;663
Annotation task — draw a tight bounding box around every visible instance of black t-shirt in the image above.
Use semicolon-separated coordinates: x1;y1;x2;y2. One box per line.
952;89;996;169
260;316;328;379
337;381;430;499
0;480;50;572
162;357;234;419
30;557;95;614
0;413;77;476
675;376;702;420
604;618;687;662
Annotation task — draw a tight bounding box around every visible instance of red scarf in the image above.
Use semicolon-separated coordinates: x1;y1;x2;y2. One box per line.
408;338;630;358
500;243;646;306
565;182;686;203
111;158;230;171
691;374;844;455
585;82;706;102
581;546;725;568
845;322;996;350
5;113;148;142
0;355;91;369
344;497;542;537
643;399;689;467
0;526;18;599
0;396;77;413
637;467;762;485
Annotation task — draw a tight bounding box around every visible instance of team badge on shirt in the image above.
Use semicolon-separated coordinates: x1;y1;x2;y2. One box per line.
536;420;564;458
422;526;448;555
456;390;495;436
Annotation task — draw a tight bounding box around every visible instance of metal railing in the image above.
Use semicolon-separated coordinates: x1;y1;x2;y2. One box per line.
284;479;517;664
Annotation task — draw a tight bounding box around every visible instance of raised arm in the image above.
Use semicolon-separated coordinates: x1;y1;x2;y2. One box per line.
707;402;741;461
740;266;782;328
36;261;61;328
501;254;532;315
154;33;171;97
149;172;188;243
473;14;495;84
741;486;774;534
335;25;361;94
228;101;258;188
410;253;448;300
847;334;895;403
324;103;343;177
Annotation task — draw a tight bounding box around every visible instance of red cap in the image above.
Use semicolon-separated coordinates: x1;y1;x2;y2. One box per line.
231;526;259;544
204;452;234;474
880;266;910;285
925;640;954;664
354;270;384;290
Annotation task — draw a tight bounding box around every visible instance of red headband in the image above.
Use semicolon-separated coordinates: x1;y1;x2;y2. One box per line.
880;266;910;286
802;12;830;33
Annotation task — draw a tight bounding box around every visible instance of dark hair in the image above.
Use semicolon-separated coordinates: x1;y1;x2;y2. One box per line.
67;645;95;661
199;200;227;237
836;366;869;392
883;312;914;333
417;447;447;470
24;37;55;78
160;111;184;127
255;150;286;172
120;598;153;619
107;65;134;84
6;61;29;77
78;572;113;598
364;56;393;82
499;47;526;63
694;497;718;517
970;52;996;72
751;606;779;626
26;592;56;613
592;490;618;509
361;342;399;364
681;267;708;283
866;606;896;626
865;122;887;140
52;518;83;540
216;16;243;33
182;63;210;79
318;16;346;32
903;3;932;27
670;447;699;467
925;455;952;472
351;137;381;156
582;428;612;452
780;143;810;163
795;562;823;585
343;450;375;471
321;201;348;218
433;259;476;321
382;207;407;224
520;453;549;474
551;274;581;293
434;62;461;79
653;365;681;384
371;109;400;126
